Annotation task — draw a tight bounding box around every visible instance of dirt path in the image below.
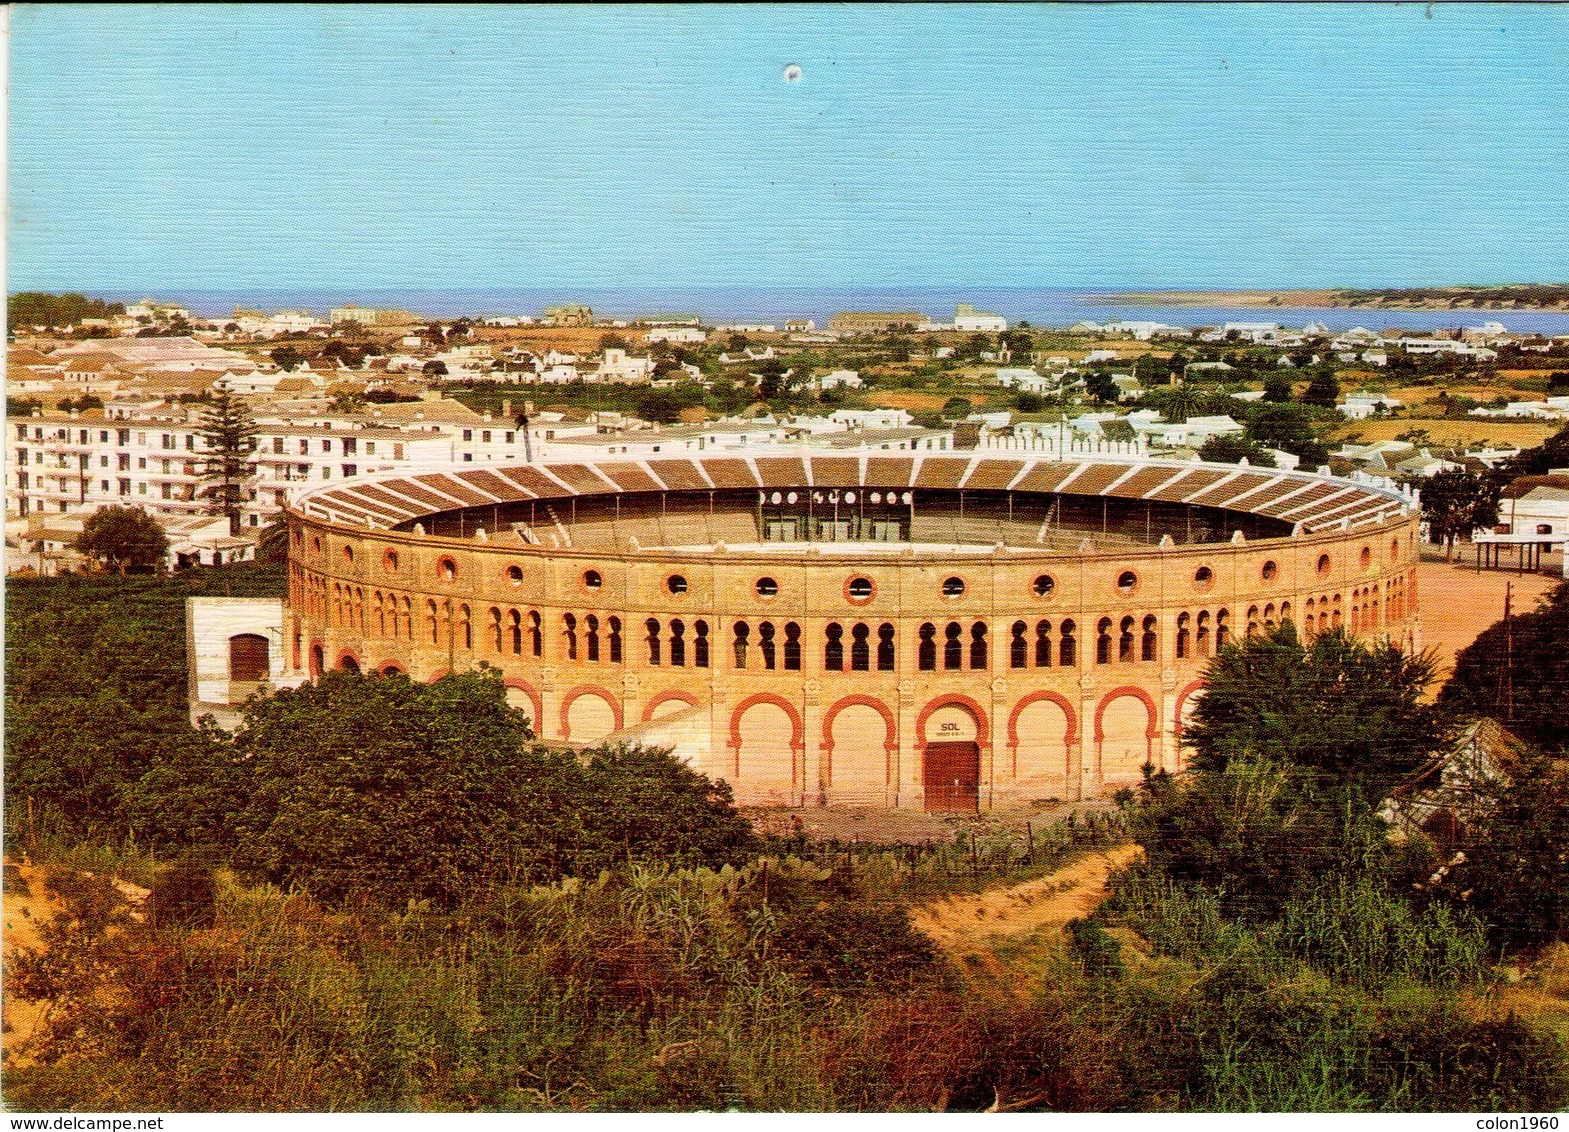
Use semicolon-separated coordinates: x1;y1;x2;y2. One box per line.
3;860;59;1064
910;843;1140;993
3;859;149;1067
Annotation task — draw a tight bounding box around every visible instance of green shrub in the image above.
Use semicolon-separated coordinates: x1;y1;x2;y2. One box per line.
146;861;217;929
769;900;942;996
1064;917;1124;979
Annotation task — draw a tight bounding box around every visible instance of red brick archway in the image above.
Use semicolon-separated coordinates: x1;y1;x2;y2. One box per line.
914;694;991;751
1173;679;1207;742
821;694;898;754
559;684;623;739
643;688;701;722
503;678;542;729
1093;686;1160;743
727;693;805;754
1006;691;1079;752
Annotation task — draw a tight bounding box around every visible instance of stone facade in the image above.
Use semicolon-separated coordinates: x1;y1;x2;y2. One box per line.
282;454;1421;811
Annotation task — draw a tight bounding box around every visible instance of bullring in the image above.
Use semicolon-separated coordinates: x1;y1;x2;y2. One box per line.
284;453;1421;811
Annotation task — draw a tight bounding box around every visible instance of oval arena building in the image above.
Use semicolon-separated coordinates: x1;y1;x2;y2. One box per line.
283;452;1421;811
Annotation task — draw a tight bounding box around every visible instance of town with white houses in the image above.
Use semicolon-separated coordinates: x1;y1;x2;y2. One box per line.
8;297;1569;575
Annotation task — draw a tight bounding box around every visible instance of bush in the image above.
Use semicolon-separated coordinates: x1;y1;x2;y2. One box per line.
1064;917;1123;979
146;861;217;929
1444;757;1569;952
770;900;942;995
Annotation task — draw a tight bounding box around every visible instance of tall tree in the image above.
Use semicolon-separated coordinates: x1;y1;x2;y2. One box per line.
1083;370;1118;404
1444;756;1569;950
1159;384;1204;423
1262;375;1293;402
1440;583;1569;750
73;505;169;574
1196;434;1276;467
197;389;256;536
1421;467;1501;559
1184;622;1450;804
1301;369;1340;408
1245;403;1329;466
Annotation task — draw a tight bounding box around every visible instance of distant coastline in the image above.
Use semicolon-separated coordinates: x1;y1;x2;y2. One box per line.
1104;285;1569;312
45;285;1569;336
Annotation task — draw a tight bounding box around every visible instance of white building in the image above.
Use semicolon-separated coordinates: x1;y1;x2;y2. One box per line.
953;303;1008;332
593;347;654;383
994;368;1053;393
646;326;708;344
4;395;536;539
1339;392;1403;420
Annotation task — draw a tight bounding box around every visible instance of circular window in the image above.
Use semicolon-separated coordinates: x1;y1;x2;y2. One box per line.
1116;570;1138;595
383;549;399;572
1194;565;1214;589
1032;574;1056;598
507;564;524;585
942;576;966;598
844;490;857;504
341;545;354;563
755;576;779;597
787;491;798;504
667;574;688;595
438;557;457;581
770;491;782;504
870;492;882;505
1316;553;1332;576
1261;560;1278;581
846;576;875;603
1360;546;1372;570
582;568;602;589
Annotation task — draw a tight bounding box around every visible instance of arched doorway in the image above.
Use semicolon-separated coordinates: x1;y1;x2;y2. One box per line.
228;633;269;704
564;690;618;744
922;701;981;813
1099;691;1154;783
826;699;893;805
1010;695;1073;800
732;698;800;805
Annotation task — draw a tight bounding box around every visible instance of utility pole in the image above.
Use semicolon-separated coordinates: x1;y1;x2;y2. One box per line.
1503;580;1514;724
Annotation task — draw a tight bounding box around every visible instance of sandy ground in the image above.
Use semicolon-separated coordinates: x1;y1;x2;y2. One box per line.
1417;554;1562;689
866;391;950;412
1331;417;1560;449
910;843;1140;955
2;860;149;1068
907;844;1141;996
3;861;59;1064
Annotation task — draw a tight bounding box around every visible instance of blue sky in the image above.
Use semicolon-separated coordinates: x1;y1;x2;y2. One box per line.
9;4;1568;291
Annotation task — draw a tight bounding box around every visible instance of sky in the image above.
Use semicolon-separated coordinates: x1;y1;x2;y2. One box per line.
8;4;1569;292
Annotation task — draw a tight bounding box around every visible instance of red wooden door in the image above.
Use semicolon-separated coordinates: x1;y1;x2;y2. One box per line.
924;741;979;813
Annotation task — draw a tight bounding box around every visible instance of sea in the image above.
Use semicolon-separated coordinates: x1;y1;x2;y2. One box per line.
99;286;1569;337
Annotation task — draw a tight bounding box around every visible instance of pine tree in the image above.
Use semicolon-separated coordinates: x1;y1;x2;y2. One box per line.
198;389;256;536
1302;369;1340;408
